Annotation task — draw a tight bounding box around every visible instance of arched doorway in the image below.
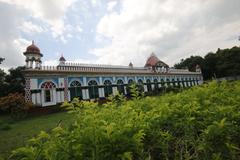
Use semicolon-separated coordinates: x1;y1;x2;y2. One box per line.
69;80;82;100
146;79;152;92
127;79;134;95
177;78;181;87
166;78;170;87
181;78;185;87
172;78;175;87
117;79;125;94
88;80;99;99
161;79;165;87
137;79;144;92
153;79;158;91
104;80;112;97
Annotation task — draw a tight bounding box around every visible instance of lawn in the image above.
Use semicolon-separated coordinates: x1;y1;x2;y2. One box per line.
0;111;73;159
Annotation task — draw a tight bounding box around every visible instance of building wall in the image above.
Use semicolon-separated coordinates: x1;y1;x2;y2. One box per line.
28;73;203;106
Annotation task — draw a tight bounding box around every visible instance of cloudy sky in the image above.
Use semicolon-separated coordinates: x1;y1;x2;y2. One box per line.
0;0;240;71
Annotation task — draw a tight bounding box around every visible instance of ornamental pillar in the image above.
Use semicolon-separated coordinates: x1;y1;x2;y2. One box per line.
64;77;68;101
25;77;31;103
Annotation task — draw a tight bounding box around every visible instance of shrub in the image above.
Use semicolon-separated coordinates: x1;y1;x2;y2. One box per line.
10;81;240;160
0;93;33;120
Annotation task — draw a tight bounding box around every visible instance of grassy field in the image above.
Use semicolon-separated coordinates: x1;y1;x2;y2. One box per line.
0;111;73;159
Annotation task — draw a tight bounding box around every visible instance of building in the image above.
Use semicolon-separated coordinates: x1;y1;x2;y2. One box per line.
22;41;203;107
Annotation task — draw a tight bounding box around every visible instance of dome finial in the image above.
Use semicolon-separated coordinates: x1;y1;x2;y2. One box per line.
32;40;34;45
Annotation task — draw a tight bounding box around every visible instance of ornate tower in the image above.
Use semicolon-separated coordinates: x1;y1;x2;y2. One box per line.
23;40;43;69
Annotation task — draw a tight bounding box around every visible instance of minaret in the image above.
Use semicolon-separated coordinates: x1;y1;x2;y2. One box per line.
23;40;43;69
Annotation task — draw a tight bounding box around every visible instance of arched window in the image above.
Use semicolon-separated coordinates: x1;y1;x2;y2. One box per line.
166;78;170;87
69;80;82;100
189;78;193;86
161;79;165;87
153;79;158;91
104;80;112;97
146;79;152;92
172;78;175;86
192;78;196;86
117;79;124;94
127;79;134;95
181;78;185;87
177;78;180;87
137;79;144;92
41;81;56;103
88;80;99;99
185;78;189;87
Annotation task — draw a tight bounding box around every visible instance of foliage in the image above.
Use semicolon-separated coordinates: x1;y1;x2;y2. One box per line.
0;112;73;159
0;93;33;120
10;81;240;159
174;46;240;80
0;57;4;64
0;66;25;97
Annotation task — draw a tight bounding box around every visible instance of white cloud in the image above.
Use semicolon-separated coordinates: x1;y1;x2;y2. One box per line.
93;0;240;67
76;25;83;33
0;0;76;40
19;21;44;34
0;0;76;70
107;1;117;12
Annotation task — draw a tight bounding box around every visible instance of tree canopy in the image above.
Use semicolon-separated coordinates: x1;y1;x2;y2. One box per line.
174;46;240;80
0;57;4;64
0;66;25;97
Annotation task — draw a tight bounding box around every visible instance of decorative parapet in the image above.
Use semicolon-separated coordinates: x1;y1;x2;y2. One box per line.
25;63;201;75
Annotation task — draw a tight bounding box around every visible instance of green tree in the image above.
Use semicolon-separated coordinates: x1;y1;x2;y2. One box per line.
0;66;25;97
174;46;240;80
174;55;205;72
0;57;4;64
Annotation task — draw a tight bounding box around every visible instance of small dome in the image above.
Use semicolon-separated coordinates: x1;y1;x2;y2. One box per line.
24;40;42;56
129;62;133;67
59;55;66;61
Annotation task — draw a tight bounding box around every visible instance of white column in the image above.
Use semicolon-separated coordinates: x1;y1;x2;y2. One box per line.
151;84;154;90
85;89;89;99
144;85;147;92
32;93;36;104
124;86;127;94
99;76;103;85
99;88;103;98
124;76;127;84
83;77;87;86
112;87;118;95
113;77;116;84
82;89;86;99
36;93;41;104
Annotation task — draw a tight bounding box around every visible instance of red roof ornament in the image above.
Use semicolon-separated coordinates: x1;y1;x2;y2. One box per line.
144;53;168;67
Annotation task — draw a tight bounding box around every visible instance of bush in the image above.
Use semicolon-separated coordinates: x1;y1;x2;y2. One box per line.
10;81;240;160
0;93;33;120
